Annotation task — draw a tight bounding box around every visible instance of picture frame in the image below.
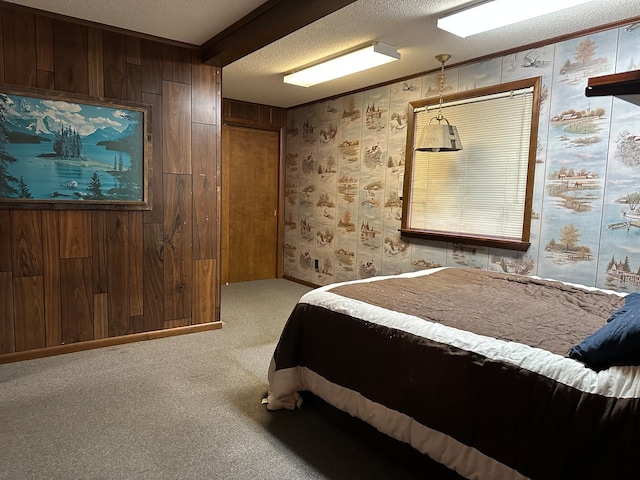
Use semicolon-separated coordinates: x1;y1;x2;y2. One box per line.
0;84;152;210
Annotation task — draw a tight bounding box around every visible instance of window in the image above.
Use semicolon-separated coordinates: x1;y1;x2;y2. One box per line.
401;77;540;251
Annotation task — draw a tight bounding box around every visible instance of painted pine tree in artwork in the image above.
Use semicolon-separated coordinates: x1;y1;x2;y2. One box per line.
87;171;104;199
17;175;32;198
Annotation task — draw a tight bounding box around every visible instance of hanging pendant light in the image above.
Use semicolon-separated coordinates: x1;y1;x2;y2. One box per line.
415;54;462;152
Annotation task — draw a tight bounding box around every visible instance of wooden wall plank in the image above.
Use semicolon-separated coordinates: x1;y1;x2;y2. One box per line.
106;211;130;336
126;36;141;65
42;211;61;347
14;275;45;351
0;271;14;354
129;212;143;317
0;10;5;84
164;318;190;329
130;315;144;334
162;43;191;84
0;210;11;271
93;292;107;340
194;259;215;324
87;27;104;98
143;222;164;331
10;210;43;277
91;211;108;294
162;81;192;174
60;258;92;344
53;20;88;94
3;8;36;87
102;30;126;100
142;92;164;224
35;16;53;72
163;174;193;321
141;39;162;95
192;123;216;260
126;63;141;102
192;59;218;125
36;70;54;90
59;210;91;258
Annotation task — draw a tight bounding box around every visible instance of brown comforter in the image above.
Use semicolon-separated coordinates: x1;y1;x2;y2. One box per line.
331;268;624;355
268;268;639;480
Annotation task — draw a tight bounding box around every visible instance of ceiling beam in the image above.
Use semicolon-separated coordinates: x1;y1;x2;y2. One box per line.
201;0;357;66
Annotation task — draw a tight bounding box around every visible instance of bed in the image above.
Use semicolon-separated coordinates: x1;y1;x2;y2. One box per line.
266;267;640;480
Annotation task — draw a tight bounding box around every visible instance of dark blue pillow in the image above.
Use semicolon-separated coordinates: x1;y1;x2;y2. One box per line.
569;293;640;371
607;292;640;322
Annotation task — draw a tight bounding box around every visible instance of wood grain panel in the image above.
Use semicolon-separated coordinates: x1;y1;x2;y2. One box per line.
14;275;45;351
223;98;286;129
59;210;91;258
143;222;164;331
194;259;215;324
53;20;88;94
0;271;14;354
126;36;141;65
129;211;143;317
60;258;92;344
192;60;218;125
163;174;193;321
142;92;163;224
91;210;108;294
162;81;192;174
192;123;216;260
0;5;222;361
141;39;162;95
162;43;191;84
0;10;4;84
130;315;144;334
106;211;129;336
10;210;43;277
42;210;61;347
36;70;54;90
3;8;36;87
164;318;190;329
93;292;108;340
87;27;104;98
0;209;11;271
35;16;53;72
102;30;126;100
126;63;142;102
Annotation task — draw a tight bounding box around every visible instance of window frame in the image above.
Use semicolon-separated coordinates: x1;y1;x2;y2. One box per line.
400;77;541;251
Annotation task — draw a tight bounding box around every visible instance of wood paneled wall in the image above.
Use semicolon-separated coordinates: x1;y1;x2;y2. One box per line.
0;7;221;362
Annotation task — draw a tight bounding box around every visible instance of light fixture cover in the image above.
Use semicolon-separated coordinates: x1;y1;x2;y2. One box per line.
437;0;596;38
283;42;400;87
416;122;462;152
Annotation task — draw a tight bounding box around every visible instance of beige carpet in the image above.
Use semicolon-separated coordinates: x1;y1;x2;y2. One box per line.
0;278;463;480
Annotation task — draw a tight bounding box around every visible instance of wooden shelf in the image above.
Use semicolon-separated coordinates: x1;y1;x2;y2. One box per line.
585;70;640;106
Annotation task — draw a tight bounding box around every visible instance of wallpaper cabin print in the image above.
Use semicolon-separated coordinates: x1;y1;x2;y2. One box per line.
284;21;640;293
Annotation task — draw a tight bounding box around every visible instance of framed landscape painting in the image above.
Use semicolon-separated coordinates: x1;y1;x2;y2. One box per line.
0;85;152;209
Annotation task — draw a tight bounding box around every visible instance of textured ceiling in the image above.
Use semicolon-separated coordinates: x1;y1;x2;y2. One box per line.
3;0;640;108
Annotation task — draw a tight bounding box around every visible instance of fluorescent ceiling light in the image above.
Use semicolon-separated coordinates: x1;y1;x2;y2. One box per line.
437;0;596;38
283;42;400;88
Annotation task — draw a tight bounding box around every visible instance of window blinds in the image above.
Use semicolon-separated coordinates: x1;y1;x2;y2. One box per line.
408;86;534;241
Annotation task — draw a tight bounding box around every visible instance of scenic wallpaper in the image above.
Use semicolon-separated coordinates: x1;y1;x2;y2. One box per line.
283;21;640;294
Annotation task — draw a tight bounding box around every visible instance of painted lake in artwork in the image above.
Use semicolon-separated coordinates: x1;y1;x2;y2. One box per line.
5;142;134;201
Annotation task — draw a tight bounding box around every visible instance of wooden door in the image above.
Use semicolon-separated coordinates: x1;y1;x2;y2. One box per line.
222;125;279;283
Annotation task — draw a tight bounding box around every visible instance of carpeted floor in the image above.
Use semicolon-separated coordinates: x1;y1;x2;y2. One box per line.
0;278;464;480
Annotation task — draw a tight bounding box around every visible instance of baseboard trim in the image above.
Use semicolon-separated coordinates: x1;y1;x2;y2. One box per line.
0;322;223;365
